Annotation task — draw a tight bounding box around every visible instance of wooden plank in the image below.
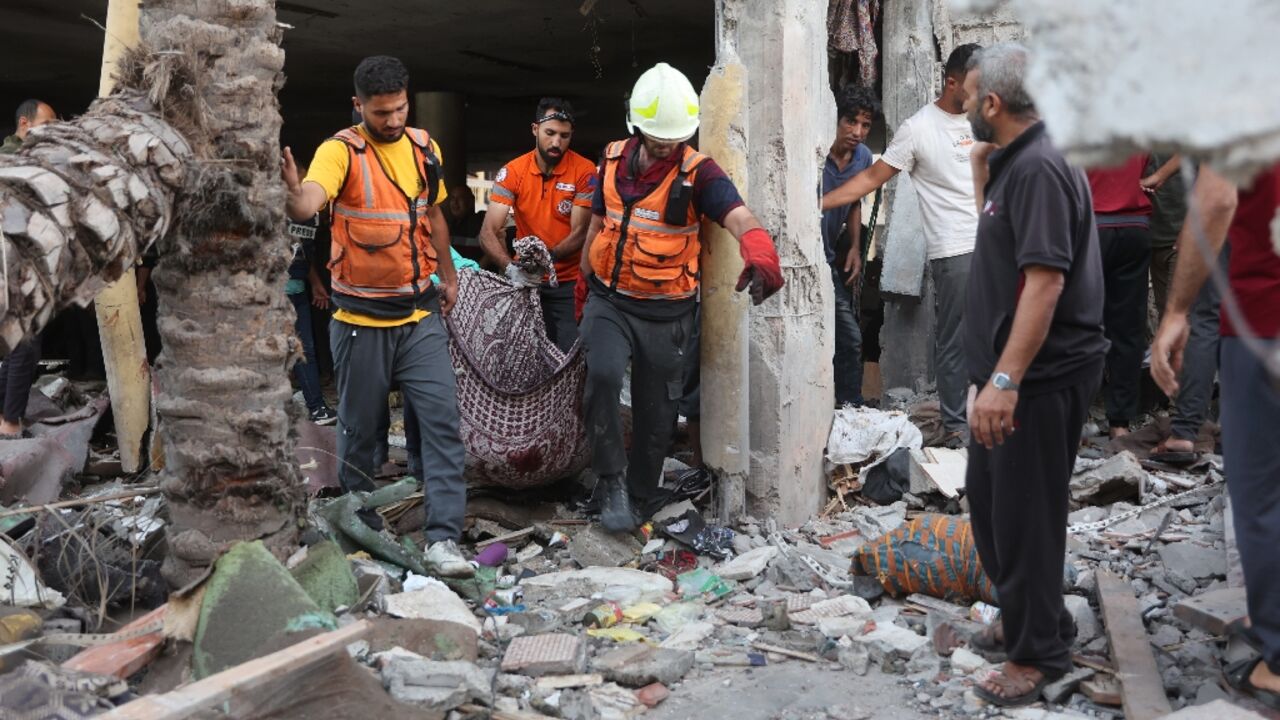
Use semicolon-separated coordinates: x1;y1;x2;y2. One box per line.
534;673;604;690
1095;570;1173;720
63;606;167;679
100;620;370;720
1172;586;1248;635
476;526;534;549
752;642;821;663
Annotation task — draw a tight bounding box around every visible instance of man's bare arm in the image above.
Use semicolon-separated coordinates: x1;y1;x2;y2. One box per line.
970;142;997;212
1165;167;1238;316
821;159;899;211
553;205;592;262
994;266;1065;385
478;201;513;269
1141;154;1182;192
282;147;329;221
721;205;763;240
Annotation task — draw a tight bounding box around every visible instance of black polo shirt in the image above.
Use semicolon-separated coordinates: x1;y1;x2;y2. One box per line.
965;121;1108;394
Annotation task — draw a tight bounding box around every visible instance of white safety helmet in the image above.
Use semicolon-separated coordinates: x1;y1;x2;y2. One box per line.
626;62;700;142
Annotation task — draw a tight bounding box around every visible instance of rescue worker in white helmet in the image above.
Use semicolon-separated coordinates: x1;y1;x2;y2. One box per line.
577;62;784;532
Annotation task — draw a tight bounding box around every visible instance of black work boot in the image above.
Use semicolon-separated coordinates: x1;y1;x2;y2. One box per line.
598;474;637;533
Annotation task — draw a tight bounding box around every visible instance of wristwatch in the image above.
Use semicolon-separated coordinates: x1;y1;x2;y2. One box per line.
991;372;1019;391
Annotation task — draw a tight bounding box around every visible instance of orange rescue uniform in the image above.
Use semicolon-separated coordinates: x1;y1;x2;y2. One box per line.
490;150;596;282
589;140;707;301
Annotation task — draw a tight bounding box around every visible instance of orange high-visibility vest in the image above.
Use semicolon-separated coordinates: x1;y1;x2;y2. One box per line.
589;140;707;300
328;127;440;301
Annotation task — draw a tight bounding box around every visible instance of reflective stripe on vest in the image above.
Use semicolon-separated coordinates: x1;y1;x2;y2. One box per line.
589;142;707;301
328;126;438;301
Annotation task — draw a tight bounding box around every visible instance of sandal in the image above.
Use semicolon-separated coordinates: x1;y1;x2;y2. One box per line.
1225;656;1280;711
973;664;1057;707
1148;450;1200;467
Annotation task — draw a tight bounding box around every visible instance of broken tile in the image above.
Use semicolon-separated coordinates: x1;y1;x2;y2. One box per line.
592;644;694;687
789;594;872;625
500;633;587;676
633;682;670;708
713;545;777;581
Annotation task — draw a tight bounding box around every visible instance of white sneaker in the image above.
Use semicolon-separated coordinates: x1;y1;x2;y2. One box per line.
425;539;474;578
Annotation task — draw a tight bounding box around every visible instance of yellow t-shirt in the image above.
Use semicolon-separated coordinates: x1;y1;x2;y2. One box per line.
303;125;448;327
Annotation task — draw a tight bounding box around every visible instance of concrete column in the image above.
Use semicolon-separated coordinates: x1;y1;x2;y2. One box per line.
877;0;940;396
698;44;751;523
720;0;834;525
414;91;466;189
95;0;151;473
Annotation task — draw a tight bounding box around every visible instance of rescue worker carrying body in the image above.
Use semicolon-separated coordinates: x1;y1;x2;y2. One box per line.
479;98;598;352
579;62;785;533
281;55;472;578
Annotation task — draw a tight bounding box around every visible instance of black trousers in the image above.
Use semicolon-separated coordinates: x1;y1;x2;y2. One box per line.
0;337;42;424
965;364;1101;678
580;294;694;504
1098;226;1151;426
1220;338;1280;674
540;282;579;354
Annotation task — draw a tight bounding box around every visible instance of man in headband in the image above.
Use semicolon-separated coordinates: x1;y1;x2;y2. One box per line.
479;98;598;351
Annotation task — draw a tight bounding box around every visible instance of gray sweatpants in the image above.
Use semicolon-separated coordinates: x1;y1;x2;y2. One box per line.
1170;245;1229;441
331;313;466;543
932;254;971;434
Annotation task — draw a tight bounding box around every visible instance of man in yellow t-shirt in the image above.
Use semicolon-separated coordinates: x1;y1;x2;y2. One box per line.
282;55;470;578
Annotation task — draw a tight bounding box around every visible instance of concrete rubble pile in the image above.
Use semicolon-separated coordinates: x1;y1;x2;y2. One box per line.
0;382;1262;720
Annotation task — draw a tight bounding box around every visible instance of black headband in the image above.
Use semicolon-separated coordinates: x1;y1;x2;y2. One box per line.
535;111;574;125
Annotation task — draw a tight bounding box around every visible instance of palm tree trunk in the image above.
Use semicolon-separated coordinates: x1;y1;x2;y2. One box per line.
138;0;302;588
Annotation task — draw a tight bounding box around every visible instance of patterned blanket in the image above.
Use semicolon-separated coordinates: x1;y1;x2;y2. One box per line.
446;244;588;488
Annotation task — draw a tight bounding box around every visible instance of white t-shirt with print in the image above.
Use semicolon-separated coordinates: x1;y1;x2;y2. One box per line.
881;102;978;260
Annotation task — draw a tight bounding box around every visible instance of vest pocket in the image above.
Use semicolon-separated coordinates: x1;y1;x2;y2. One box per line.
630;230;696;286
343;220;409;289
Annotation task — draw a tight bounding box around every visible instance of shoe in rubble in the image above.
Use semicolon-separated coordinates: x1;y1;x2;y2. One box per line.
425;539;475;578
309;406;338;426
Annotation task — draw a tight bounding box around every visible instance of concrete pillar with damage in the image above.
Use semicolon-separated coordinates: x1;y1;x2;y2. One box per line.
716;0;834;525
415;91;466;190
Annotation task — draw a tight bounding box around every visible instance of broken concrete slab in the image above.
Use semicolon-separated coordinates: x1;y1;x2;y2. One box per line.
659;621;715;651
383;583;482;638
789;594;873;625
1063;594;1100;643
592;644;694;687
362;617;478;662
520;567;672;602
853;622;929;659
500;633;587;677
1172;587;1247;635
567;525;641;568
816;616;870;640
713;545;777;581
1158;542;1225;582
376;649;495;713
1070;451;1145;504
1042;667;1095;704
192;540;337;680
290;540;359;614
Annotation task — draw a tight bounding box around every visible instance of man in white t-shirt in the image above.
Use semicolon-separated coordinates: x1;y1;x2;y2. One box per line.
822;43;982;447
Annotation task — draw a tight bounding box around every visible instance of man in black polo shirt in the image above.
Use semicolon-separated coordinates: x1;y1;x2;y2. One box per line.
961;43;1108;706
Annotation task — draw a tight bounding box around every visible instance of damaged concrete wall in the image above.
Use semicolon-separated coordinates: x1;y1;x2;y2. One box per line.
948;0;1280;180
877;0;1025;396
719;0;833;525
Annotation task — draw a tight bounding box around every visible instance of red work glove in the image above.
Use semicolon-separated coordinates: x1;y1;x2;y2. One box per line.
735;227;784;305
574;278;589;323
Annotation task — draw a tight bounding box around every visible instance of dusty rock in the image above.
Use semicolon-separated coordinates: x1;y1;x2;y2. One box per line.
521;567;672;601
363;617;479;661
1070;451;1145;503
377;649;495;712
949;647;986;674
838;644;871;675
1158;542;1225;582
817;616;869;640
853;622;928;659
714;545;778;581
1062;594;1100;643
588;681;646;719
384;584;482;637
1041;667;1094;703
634;682;670;708
660;621;715;650
500;633;588;676
850;503;908;539
593;644;694;687
568;525;642;568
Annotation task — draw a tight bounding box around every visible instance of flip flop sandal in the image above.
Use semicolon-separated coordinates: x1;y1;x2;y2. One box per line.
1225;618;1263;652
1148;450;1200;466
973;669;1056;708
1225;656;1280;711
